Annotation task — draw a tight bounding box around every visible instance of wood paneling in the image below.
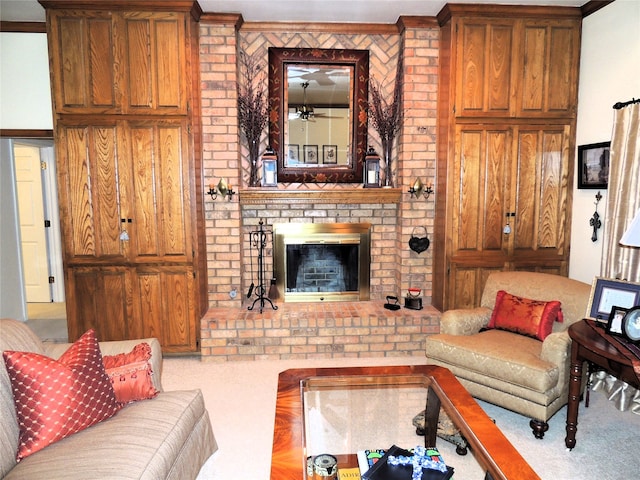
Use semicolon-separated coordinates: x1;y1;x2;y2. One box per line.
435;7;580;310
44;1;203;353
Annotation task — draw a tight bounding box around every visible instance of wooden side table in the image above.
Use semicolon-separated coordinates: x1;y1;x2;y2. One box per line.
565;319;640;449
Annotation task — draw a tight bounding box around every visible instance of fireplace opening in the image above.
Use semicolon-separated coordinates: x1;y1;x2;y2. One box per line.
274;223;370;302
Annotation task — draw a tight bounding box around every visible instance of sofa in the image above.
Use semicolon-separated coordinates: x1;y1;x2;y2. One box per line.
0;318;217;479
425;271;591;438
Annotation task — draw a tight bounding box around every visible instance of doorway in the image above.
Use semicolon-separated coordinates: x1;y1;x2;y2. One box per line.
11;139;65;311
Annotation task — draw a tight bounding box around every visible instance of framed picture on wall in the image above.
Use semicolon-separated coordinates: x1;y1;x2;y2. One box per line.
323;145;337;164
578;141;610;189
287;144;299;163
304;145;318;164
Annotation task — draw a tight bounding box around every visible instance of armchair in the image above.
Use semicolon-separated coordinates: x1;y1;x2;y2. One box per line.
425;271;591;438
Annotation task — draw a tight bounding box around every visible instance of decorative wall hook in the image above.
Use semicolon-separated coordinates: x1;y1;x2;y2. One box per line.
590;191;603;242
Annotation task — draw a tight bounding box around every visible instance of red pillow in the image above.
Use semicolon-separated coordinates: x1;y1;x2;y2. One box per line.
103;342;158;404
488;290;563;341
2;329;120;461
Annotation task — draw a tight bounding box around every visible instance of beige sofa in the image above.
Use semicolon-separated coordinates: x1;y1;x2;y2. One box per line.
425;272;591;438
0;318;217;479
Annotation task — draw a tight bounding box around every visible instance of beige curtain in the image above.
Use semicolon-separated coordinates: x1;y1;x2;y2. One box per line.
595;102;640;414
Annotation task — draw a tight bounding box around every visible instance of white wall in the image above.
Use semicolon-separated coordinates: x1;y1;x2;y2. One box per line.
0;32;53;129
570;0;640;284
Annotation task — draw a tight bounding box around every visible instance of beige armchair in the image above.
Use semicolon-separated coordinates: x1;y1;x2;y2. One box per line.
425;271;591;438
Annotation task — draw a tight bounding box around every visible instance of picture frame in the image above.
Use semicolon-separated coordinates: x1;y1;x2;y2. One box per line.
586;277;640;322
622;306;640;343
577;141;610;189
287;144;299;163
605;306;628;336
323;145;337;164
304;144;318;164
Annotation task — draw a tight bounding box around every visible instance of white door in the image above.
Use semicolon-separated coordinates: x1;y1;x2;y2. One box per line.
14;144;51;302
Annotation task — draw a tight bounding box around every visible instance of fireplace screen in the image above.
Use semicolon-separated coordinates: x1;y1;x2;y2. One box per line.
274;223;371;302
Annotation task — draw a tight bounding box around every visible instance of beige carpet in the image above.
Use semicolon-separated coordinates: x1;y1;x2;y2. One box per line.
162;356;640;480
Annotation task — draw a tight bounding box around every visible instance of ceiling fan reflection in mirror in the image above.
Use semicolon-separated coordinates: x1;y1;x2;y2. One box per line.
290;82;344;122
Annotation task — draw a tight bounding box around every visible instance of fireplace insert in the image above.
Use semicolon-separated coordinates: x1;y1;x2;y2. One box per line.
273;223;371;302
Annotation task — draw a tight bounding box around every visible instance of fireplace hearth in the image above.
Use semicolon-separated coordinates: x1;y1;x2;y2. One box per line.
273;223;371;302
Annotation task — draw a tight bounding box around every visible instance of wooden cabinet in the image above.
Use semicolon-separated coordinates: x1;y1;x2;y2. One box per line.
434;5;581;310
47;9;188;115
42;1;204;353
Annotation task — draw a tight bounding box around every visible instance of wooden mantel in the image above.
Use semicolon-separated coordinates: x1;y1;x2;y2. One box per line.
239;187;403;205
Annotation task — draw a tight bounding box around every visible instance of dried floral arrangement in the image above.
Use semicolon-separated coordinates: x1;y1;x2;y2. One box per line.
368;47;404;187
238;50;269;186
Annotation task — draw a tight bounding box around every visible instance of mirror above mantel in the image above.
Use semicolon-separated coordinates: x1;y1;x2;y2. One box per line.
268;47;369;183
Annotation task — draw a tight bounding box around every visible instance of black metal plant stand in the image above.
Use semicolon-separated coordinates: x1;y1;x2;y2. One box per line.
248;220;278;313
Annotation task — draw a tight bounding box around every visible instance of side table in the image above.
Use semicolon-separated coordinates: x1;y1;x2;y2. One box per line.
565;319;640;449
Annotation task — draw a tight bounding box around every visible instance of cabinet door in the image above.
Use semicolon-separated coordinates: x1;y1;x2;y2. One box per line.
65;266;133;343
47;11;118;114
455;19;515;117
125;120;192;263
118;12;188;114
56;123;129;263
131;266;197;353
510;125;572;258
451;126;512;257
517;19;580;117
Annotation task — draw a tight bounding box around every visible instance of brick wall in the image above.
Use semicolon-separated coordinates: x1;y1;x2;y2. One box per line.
198;18;440;360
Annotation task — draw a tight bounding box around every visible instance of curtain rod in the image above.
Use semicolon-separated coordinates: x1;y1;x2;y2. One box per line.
612;97;640;109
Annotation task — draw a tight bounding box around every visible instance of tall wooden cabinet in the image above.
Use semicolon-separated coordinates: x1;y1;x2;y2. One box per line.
434;5;581;311
41;1;206;352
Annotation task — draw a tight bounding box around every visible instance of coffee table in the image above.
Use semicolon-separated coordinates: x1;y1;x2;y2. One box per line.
270;365;539;480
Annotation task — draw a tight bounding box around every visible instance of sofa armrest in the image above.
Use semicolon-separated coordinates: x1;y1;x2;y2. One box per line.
440;307;492;335
44;338;164;392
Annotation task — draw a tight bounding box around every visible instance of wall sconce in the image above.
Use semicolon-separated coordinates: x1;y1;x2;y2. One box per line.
408;177;434;200
207;178;235;201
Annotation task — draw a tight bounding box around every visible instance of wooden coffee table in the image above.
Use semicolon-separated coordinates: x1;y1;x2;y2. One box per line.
270;365;539;480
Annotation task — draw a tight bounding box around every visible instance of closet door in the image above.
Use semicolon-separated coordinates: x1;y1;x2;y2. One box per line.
56;122;129;263
119;11;188;115
446;126;512;309
455;18;516;117
47;11;119;114
125;120;192;263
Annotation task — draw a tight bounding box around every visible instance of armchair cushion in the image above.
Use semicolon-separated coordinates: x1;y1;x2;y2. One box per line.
488;290;563;341
426;329;559;392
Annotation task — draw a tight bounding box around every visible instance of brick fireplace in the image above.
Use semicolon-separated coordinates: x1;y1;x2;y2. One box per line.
198;18;441;361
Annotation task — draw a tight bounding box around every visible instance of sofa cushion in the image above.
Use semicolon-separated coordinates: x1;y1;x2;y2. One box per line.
103;342;158;405
2;329;120;461
425;329;559;393
3;390;212;480
488;290;563;341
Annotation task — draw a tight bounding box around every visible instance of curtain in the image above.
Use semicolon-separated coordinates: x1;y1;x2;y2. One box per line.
595;102;640;414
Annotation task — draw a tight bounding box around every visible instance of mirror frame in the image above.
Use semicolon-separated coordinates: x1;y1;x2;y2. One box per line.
268;47;369;183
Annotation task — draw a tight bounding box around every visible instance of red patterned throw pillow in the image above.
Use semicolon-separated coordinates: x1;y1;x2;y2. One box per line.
2;329;120;461
103;342;158;404
488;290;563;341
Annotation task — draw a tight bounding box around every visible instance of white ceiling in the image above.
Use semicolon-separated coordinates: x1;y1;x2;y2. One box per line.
1;0;587;24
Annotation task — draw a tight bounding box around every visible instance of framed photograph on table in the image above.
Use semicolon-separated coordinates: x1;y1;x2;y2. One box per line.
605;306;628;336
577;141;610;189
586;277;640;322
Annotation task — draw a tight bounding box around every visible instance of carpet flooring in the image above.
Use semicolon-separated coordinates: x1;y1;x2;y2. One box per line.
161;356;640;480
